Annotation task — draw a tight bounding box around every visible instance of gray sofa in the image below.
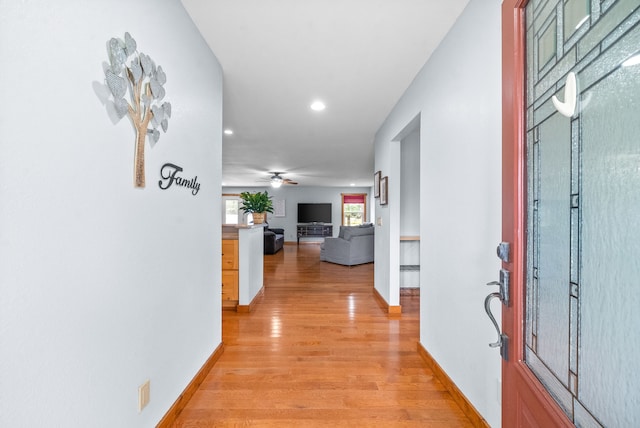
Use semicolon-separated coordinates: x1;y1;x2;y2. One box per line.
320;224;374;266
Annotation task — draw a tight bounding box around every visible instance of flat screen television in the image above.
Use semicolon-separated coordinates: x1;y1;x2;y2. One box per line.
297;203;332;223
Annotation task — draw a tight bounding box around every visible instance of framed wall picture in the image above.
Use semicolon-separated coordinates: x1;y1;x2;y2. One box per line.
274;199;286;217
374;171;381;198
380;176;388;205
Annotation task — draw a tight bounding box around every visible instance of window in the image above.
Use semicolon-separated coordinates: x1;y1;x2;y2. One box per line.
342;193;367;226
222;194;242;224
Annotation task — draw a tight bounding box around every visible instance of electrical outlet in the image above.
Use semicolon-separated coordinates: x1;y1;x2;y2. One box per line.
138;379;150;412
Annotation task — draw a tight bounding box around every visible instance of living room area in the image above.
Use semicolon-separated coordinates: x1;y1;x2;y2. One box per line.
222;185;373;245
220;185;375;310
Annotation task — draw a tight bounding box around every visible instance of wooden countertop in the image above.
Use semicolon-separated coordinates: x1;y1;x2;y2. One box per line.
222;223;267;239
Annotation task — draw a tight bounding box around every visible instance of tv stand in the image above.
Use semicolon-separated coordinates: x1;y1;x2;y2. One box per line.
297;223;333;244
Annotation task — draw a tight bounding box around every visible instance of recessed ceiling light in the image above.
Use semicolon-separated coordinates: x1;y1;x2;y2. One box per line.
350;183;355;186
224;129;234;135
310;100;326;111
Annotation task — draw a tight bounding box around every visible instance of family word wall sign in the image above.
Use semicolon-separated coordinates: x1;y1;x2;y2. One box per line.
101;32;171;188
158;163;201;196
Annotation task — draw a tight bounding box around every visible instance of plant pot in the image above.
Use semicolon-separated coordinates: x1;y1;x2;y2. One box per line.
252;212;266;224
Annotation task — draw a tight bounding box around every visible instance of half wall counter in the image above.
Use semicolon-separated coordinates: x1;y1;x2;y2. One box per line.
222;224;265;311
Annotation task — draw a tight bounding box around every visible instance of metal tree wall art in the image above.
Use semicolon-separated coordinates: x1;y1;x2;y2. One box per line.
103;32;171;188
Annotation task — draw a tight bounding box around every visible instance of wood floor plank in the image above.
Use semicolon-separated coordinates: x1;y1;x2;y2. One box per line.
169;244;474;427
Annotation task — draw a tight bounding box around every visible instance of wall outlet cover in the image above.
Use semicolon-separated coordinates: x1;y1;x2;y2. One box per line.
138;379;150;412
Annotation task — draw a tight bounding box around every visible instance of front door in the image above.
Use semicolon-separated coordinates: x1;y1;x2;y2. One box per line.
502;0;640;426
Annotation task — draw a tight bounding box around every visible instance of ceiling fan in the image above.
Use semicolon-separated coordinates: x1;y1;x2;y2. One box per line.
269;172;298;188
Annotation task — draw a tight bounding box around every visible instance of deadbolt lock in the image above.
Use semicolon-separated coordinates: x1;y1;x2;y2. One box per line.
496;242;510;263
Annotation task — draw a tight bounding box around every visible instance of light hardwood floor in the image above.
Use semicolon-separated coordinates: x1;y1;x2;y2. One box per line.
170;243;474;427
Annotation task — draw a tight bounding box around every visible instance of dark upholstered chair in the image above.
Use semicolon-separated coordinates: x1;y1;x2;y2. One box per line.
264;228;284;254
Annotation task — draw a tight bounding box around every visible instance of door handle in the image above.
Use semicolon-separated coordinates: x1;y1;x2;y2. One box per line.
485;268;510;361
485;291;504;348
488;269;509;306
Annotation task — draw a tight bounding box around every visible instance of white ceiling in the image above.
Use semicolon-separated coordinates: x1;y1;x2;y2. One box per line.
181;0;470;187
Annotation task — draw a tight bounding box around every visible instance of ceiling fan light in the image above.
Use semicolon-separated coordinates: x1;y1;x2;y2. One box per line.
270;175;283;188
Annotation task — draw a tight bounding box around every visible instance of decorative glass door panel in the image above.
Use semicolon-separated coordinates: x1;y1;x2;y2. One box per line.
525;0;640;426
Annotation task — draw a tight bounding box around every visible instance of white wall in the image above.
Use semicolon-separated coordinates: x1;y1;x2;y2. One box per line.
223;186;372;242
373;0;502;425
0;1;223;426
400;128;421;236
399;129;421;288
238;227;264;305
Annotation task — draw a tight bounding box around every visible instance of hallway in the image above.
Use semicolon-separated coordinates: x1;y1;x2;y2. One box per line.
171;244;473;427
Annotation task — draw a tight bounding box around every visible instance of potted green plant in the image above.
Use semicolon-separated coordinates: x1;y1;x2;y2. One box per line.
239;191;274;224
